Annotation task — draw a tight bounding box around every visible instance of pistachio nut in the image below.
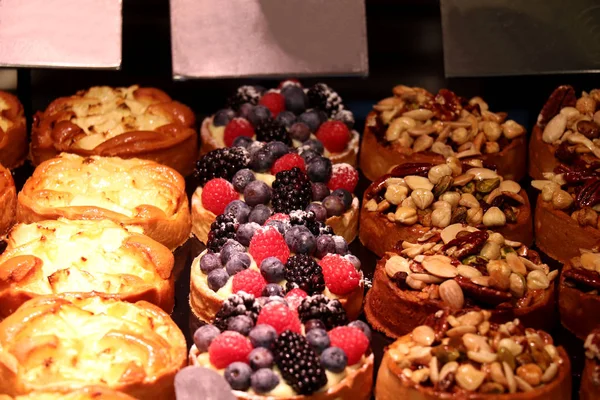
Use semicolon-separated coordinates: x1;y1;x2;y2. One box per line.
476;178;501;194
433;176;454;198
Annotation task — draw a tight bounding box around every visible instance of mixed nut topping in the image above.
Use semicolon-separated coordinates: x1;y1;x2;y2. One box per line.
385;225;556;310
369;86;525;157
563;250;600;293
584;329;600;386
389;311;564;394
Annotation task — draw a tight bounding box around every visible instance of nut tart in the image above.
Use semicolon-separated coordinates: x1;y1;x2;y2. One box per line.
364;225;557;339
0;387;137;399
0;163;16;237
0;293;186;399
376;310;571;400
189;213;364;323
582;329;600;400
0;92;27;170
191;146;359;244
188;292;373;399
17;153;191;251
200;81;359;166
359;158;532;257
529;85;600;180
360;86;527;181
0;218;175;317
30;85;197;176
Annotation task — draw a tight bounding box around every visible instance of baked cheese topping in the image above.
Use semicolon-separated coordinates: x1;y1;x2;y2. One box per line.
0;96;14;133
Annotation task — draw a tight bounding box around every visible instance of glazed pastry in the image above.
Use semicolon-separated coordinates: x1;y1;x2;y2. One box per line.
189;211;364;323
365;225;557;338
188;292;373;399
17;153;191;250
558;250;600;339
0;387;137;399
360;86;527;181
529;85;600;180
582;329;600;400
191;145;359;243
376;310;571;400
0;91;27;169
359;158;532;257
0;218;175;317
0;293;186;399
200;81;359;166
0;163;16;237
30;85;197;176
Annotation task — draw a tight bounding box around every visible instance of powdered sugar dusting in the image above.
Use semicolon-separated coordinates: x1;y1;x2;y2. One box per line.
332;163;356;175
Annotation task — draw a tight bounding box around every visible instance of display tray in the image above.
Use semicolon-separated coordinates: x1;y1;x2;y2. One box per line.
6;161;588;399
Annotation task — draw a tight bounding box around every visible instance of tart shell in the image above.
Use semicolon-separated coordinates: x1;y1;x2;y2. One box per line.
359;112;527;182
0;386;138;399
558;262;600;340
581;358;600;400
0;164;16;237
0;91;27;169
528;124;560;181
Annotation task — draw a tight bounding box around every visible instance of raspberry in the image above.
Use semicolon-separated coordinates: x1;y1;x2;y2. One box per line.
271;153;306;175
202;178;239;215
318;254;361;295
249;226;290;265
278;79;301;89
328;326;369;365
265;213;290;224
259;92;286;116
284;288;308;310
256;302;301;334
316;121;350;153
327;163;359;193
232;269;267;298
208;331;253;369
224;118;255;147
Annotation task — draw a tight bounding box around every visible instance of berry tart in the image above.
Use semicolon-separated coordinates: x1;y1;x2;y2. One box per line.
359;158;532;257
200;81;359;166
188;293;374;399
582;329;600;400
0;91;27;169
0;218;175;318
189;213;364;323
0;387;137;400
0;163;16;237
0;293;186;399
30;85;197;176
364;225;557;338
376;310;571;400
529;85;600;180
191;145;359;243
360;86;527;181
17;153;191;251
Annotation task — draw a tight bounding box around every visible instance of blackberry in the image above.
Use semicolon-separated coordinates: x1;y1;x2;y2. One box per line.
255;119;291;145
297;295;348;330
227;85;262;110
274;330;327;395
285;254;325;294
272;168;312;214
289;210;333;236
206;213;239;253
194;147;250;186
307;83;343;117
213;292;262;331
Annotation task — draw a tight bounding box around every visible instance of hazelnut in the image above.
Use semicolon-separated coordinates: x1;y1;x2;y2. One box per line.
428;164;453;185
365;198;378;212
395;207;418;225
385;184;409;205
480;241;501;260
481;121;502;141
576;96;597;115
551;189;573;210
411;189;435;210
397;131;414;148
516;364;543;387
527;270;550;290
483;207;506;227
488;232;505;246
502;120;525;139
466;207;483;225
440;191;461;208
573;207;598;227
541;181;560;202
451;127;470;145
402;196;417;209
446;156;462;176
431;208;451;228
484;142;500;154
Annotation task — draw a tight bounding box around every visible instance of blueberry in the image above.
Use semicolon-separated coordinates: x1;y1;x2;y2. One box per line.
248;324;277;349
349;320;372;341
282;86;308;115
290;229;316;255
334;109;355;129
311;183;330;202
250;149;276;172
220;240;245;265
236;222;260;246
232;169;256;192
264;141;290;160
316;110;329;124
238;103;254;120
260;257;286;283
200;253;222;274
306;328;330;353
284;225;311;249
275;111;296;128
321;347;347;373
303;139;325;155
214;108;236;126
227;315;254;335
224;200;251;223
298;110;323;132
344;254;361;271
262;283;284;297
193;324;220;352
248;141;265;158
307;157;332;182
333;235;348;255
248;348;274;370
251;368;280;393
264;219;285;234
332;189;352;209
232;136;254;148
289;122;311;142
299;148;320;164
248;105;272;127
224;362;252;391
248;205;272;225
322;195;345;217
207;269;229;291
315;235;337;258
243;181;271;207
225;252;251;275
304;319;326;332
306;203;328;222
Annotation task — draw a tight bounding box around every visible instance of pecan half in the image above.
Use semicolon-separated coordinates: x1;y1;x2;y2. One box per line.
563;267;600;291
390;162;433;178
537;85;576;128
454;276;512;306
576;178;600;208
554;142;577;164
443;231;489;259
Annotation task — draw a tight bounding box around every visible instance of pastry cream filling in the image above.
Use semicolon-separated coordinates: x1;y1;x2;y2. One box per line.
0;96;14;133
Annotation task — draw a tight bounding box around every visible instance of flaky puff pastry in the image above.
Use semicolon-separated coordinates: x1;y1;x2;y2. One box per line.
30;85;197;176
0;294;186;399
0;164;16;237
16;153;191;250
0;386;137;399
0;92;27;169
0;219;175;318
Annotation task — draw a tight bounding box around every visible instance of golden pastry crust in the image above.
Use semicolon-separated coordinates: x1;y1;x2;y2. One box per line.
30;86;197;176
0;91;27;169
529;124;558;180
0;294;186;399
0;386;137;399
16;153;191;251
0;164;17;237
0;219;175;318
581;357;600;400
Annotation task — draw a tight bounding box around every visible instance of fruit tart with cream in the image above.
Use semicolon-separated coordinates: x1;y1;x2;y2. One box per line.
376;310;571;400
191;145;359;244
188;292;373;399
359;157;532;257
360;86;527;181
0;91;27;169
365;225;557;338
200;81;359;166
0;163;16;237
582;328;600;400
0;387;137;400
